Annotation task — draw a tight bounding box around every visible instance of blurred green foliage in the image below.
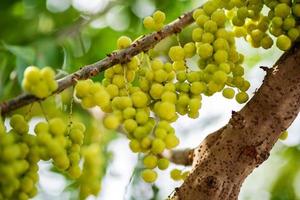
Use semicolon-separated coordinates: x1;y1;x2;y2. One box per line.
0;0;193;101
270;147;300;200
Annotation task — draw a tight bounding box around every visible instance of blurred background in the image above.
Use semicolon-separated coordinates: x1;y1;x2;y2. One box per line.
0;0;300;199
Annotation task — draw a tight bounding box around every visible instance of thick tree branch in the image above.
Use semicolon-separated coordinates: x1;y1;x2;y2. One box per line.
0;7;198;116
173;42;300;200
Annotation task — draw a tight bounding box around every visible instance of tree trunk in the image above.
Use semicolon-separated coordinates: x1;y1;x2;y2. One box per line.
174;42;300;200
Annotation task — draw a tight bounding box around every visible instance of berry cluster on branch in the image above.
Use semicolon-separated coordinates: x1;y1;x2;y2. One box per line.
22;67;58;98
0;0;300;199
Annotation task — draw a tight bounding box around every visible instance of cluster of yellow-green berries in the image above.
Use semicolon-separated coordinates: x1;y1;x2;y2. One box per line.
103;36;139;88
0;112;107;200
139;59;177;121
75;79;110;109
14;0;300;192
75;37;181;183
0;115;38;200
143;10;166;31
34;118;85;179
22;66;58;98
233;15;274;49
229;0;300;51
168;45;204;118
79;144;103;200
139;121;180;183
191;5;250;103
138;1;300;183
267;1;300;50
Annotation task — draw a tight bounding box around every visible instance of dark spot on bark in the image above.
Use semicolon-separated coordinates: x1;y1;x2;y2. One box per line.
240;145;257;160
173;26;182;33
89;69;98;76
256;151;270;165
205;176;218;188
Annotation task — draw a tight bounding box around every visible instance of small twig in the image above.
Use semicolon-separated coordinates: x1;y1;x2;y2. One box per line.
78;34;86;55
259;66;269;72
25;103;34;121
67;89;75;135
164;148;194;166
176;34;182;47
39;102;49;122
56;1;117;39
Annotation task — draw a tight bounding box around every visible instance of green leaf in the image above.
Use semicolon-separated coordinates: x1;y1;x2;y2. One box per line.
3;43;35;63
33;39;63;68
150;184;160;200
3;43;35;85
270;147;300;200
15;57;30;85
0;55;9;96
62;46;71;70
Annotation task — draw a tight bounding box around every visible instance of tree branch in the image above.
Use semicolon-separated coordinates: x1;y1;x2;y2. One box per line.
164;149;194;166
0;7;198;116
173;42;300;200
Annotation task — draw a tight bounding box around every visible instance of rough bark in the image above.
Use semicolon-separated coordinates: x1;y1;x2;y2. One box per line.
173;42;300;200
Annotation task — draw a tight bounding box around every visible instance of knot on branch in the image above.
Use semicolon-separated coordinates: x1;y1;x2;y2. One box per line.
71;73;81;82
195;175;222;197
260;65;277;80
259;66;270;72
256;151;270;166
229;111;245;129
154;31;163;41
238;143;269;166
205;176;218;188
173;26;182;34
122;53;132;64
240;145;257;162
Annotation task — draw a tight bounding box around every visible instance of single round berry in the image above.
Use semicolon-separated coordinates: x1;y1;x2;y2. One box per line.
279;130;288;140
103;115;120;129
170;169;182;181
157;158;170;170
235;92;249;104
222;88;235;99
141;169;157;183
143;155;158;169
276;35;292;51
117;36;132;49
169;46;185;61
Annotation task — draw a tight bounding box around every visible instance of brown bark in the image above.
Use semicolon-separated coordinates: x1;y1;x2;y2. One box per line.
173;43;300;200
